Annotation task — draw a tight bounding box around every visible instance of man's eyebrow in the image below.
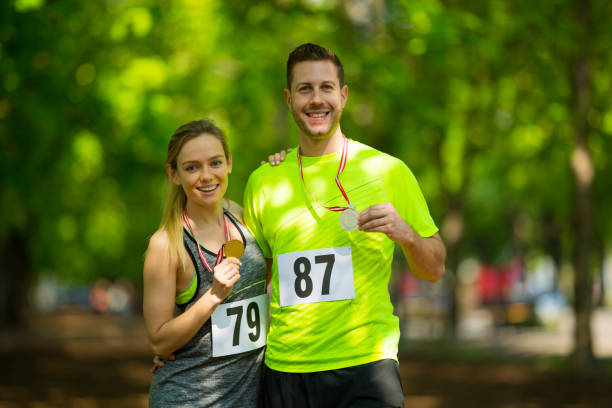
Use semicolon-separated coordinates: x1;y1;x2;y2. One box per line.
295;80;336;87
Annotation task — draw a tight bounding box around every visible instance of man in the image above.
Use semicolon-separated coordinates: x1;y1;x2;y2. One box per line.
243;43;446;408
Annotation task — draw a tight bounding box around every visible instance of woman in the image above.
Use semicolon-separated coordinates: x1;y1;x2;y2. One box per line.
144;119;268;407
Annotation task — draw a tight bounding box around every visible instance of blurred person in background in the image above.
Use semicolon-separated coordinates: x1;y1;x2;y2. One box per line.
143;119;268;407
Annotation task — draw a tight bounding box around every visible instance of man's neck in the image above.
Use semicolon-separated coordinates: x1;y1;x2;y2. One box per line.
298;127;344;157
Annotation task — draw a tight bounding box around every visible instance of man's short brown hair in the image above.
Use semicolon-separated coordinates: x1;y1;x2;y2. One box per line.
286;43;345;89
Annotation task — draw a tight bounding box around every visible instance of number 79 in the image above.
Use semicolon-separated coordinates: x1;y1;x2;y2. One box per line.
226;302;261;346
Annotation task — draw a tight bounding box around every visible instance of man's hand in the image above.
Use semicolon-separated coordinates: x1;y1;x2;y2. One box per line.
261;148;293;166
358;202;446;282
151;354;175;374
357;203;416;244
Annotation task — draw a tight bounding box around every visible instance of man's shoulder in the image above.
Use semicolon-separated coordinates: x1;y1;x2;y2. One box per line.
246;151;298;188
350;139;408;173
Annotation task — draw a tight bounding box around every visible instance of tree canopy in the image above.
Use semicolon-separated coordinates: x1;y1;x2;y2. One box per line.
1;0;611;365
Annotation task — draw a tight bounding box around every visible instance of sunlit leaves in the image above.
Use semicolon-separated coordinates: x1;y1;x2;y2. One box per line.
71;131;104;182
14;0;44;13
75;63;96;86
441;125;465;194
86;206;127;259
510;125;547;157
109;7;153;41
97;57;168;127
408;38;427;55
1;0;611;288
302;0;337;12
410;9;432;34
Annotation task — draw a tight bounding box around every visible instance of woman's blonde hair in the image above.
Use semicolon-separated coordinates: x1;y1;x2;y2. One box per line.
159;119;229;272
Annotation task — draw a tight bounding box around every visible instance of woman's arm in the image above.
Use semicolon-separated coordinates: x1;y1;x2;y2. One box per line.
143;230;241;357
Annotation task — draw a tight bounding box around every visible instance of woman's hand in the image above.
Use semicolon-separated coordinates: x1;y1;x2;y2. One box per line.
262;148;292;166
210;257;241;303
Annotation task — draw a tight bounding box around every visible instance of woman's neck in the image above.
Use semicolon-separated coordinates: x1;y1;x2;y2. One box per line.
184;200;225;231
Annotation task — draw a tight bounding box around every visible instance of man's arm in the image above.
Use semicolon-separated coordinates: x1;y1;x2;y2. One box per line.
266;258;273;284
357;203;446;282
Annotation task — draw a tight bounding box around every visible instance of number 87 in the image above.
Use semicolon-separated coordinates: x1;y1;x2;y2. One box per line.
293;254;335;298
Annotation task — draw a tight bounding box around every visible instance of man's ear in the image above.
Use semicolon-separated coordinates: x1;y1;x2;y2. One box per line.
166;164;181;185
340;84;348;108
284;88;292;109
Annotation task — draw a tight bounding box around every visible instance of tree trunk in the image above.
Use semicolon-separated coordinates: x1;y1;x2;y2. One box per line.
596;238;605;307
569;1;595;368
0;230;30;329
441;205;463;341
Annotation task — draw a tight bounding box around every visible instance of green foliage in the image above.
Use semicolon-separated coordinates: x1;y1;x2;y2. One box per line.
1;0;611;285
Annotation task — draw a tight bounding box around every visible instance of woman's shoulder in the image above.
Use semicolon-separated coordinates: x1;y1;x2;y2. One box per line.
148;229;171;252
224;199;244;224
144;229;181;278
144;229;175;267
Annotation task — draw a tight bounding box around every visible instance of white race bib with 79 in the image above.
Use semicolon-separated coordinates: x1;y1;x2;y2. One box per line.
277;246;355;307
211;293;268;357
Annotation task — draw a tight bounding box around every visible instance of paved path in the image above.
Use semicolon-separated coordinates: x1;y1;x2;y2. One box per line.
0;308;610;407
456;307;612;356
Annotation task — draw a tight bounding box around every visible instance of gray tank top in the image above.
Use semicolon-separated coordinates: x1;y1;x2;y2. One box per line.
149;210;267;408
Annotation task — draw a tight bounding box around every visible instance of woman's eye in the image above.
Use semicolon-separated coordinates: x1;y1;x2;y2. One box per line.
211;160;223;167
185;165;197;171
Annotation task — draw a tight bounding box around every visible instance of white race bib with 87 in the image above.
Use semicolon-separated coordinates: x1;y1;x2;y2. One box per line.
277;246;355;307
211;293;268;357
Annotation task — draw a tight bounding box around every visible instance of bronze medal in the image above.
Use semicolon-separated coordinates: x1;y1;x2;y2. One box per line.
224;239;245;259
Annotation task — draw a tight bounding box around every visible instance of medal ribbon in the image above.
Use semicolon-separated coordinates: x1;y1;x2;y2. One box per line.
183;209;231;272
297;135;351;212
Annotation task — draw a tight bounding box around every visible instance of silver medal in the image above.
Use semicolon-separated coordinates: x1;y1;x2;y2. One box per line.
339;205;359;231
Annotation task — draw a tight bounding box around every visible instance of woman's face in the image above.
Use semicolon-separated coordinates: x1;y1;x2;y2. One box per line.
169;133;232;208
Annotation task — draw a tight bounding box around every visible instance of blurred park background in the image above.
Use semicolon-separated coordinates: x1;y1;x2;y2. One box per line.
1;0;612;406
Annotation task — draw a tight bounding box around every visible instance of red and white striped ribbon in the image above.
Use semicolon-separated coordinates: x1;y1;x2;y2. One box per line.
183;210;231;272
297;135;351;212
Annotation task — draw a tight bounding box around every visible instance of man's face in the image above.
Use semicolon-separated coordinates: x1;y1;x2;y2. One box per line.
285;60;348;140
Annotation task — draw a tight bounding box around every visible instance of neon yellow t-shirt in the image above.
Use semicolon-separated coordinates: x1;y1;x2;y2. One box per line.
243;139;438;372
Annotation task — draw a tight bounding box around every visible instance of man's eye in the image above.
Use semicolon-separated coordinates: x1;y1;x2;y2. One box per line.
211;160;222;167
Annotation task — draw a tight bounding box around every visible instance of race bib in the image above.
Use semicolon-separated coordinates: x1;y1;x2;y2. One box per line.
277;246;355;307
211;293;268;357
